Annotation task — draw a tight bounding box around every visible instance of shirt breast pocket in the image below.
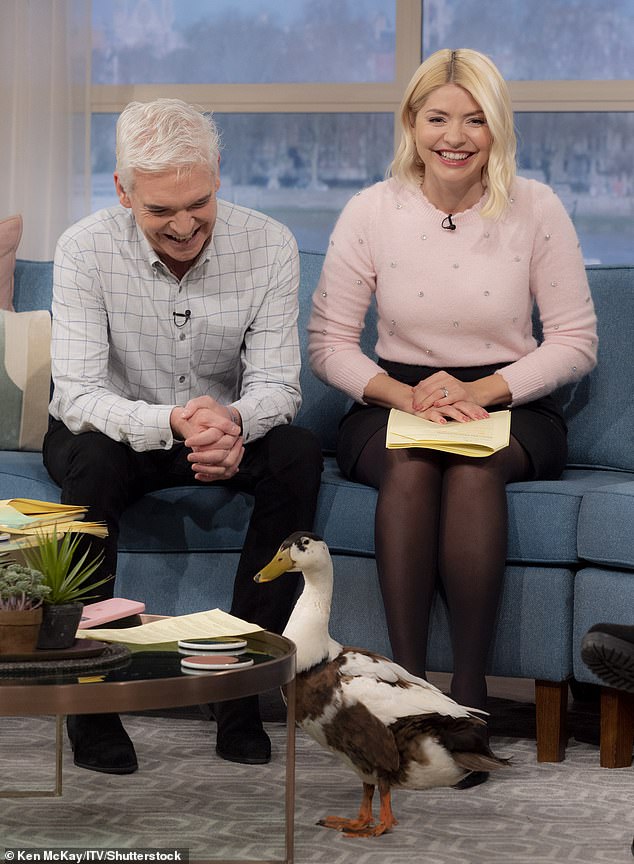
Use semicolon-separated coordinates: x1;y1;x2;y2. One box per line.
192;322;245;378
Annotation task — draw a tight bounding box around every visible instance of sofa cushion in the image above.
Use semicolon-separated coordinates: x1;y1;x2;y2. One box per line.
296;250;377;452
577;480;634;570
506;469;634;565
118;485;253;553
0;310;51;450
0;450;61;500
315;461;634;566
0;215;22;310
13;259;54;312
554;266;634;472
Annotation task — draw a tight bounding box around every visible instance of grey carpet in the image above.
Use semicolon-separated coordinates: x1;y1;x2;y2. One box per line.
1;698;632;864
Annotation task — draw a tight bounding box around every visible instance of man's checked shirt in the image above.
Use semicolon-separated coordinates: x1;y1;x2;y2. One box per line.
50;200;302;451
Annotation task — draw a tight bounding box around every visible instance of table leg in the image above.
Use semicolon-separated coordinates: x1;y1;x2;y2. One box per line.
0;714;63;797
210;680;297;864
284;676;296;864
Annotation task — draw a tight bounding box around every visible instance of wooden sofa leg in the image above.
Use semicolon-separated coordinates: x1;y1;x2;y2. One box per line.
599;687;634;768
535;679;568;762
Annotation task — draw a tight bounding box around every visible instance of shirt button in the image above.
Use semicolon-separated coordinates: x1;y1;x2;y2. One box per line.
179;333;186;341
179;375;185;383
159;440;166;447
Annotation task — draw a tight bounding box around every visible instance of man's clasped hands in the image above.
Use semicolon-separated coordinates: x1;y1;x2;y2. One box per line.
170;396;243;482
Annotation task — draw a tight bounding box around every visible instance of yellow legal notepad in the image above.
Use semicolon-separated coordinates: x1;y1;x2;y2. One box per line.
386;409;511;457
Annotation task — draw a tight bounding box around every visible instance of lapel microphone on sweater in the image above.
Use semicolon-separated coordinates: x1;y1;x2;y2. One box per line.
441;214;456;231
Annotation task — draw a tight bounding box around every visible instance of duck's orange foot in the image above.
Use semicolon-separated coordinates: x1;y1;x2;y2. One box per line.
317;814;374;834
317;815;398;838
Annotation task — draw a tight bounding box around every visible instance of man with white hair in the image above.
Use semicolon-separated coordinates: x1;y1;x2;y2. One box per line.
44;98;322;774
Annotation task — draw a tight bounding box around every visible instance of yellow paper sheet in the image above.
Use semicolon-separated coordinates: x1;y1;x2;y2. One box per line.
74;608;263;644
0;499;88;530
386;408;511;456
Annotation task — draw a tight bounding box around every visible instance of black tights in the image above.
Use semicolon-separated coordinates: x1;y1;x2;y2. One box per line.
353;430;531;711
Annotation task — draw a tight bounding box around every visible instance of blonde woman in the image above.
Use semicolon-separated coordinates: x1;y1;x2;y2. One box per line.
309;49;597;784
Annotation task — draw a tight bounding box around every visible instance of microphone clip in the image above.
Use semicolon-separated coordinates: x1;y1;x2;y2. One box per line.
441;214;457;231
173;309;191;327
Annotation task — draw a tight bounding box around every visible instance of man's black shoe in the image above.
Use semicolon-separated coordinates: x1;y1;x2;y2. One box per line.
213;695;271;765
67;713;138;774
581;623;634;693
216;727;272;765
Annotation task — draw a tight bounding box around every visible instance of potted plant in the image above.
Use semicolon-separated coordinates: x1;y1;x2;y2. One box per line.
21;530;111;650
0;562;51;654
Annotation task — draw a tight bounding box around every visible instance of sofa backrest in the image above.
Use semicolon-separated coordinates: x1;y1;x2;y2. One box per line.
14;256;634;471
14;260;53;312
295;251;377;453
556;266;634;472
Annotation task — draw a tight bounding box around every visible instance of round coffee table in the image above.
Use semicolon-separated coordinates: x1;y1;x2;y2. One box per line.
0;630;297;864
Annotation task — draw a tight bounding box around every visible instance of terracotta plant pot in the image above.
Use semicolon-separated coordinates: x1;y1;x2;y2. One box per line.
0;607;44;655
36;602;84;650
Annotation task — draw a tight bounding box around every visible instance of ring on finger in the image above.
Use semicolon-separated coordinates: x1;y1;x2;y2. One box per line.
441;387;449;399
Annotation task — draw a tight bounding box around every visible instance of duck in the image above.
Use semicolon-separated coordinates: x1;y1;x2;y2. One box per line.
255;531;510;838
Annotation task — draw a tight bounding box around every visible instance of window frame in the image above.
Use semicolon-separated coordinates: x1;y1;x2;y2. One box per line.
90;1;634;117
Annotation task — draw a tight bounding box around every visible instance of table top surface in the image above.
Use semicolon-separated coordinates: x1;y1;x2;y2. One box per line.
0;630;296;716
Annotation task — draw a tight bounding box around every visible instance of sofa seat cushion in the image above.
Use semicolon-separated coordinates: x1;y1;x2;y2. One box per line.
577;480;634;570
315;460;634;566
506;469;634;565
0;450;61;500
119;485;253;553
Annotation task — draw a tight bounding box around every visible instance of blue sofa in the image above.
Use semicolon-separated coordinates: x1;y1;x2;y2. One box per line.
6;254;634;767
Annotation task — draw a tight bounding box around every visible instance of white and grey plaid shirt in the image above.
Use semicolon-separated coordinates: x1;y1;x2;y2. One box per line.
49;200;302;451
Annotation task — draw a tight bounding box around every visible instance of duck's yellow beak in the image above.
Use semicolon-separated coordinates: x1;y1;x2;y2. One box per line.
254;546;295;583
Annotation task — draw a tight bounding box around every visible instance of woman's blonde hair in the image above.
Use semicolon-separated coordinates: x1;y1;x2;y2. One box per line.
389;48;516;219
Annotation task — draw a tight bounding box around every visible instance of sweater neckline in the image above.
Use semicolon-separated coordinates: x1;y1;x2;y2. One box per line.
396;180;488;226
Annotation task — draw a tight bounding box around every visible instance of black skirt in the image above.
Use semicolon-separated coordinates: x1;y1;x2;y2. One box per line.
337;360;568;482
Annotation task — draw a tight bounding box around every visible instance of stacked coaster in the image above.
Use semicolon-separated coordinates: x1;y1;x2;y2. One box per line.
178;637;254;673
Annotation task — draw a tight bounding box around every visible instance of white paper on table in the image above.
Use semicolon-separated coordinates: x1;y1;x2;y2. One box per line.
74;609;263;644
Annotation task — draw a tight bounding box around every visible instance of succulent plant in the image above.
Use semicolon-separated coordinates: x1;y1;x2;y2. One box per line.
0;563;51;611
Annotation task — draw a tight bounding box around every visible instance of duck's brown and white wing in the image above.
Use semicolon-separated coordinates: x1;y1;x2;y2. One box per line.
338;649;478;723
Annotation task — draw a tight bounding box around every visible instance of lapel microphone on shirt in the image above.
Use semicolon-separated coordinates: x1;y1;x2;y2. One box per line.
173;309;191;327
441;214;457;231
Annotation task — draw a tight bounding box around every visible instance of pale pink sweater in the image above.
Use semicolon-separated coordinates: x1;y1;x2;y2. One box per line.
308;177;598;406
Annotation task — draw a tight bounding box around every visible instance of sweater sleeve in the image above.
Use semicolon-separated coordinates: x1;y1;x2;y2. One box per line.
307;189;387;402
495;184;598;405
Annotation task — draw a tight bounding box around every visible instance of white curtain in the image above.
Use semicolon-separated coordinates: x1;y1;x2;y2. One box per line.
0;0;91;260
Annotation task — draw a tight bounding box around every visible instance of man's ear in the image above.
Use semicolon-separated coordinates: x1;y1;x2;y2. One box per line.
114;172;132;208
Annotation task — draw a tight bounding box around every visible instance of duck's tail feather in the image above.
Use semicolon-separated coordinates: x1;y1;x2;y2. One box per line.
453;751;511;772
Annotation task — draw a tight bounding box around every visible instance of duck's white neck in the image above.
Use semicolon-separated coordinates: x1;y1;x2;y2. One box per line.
283;559;341;672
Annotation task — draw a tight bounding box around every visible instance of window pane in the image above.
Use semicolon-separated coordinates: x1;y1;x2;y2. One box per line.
92;0;396;84
423;0;634;80
516;113;634;265
91;112;393;252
